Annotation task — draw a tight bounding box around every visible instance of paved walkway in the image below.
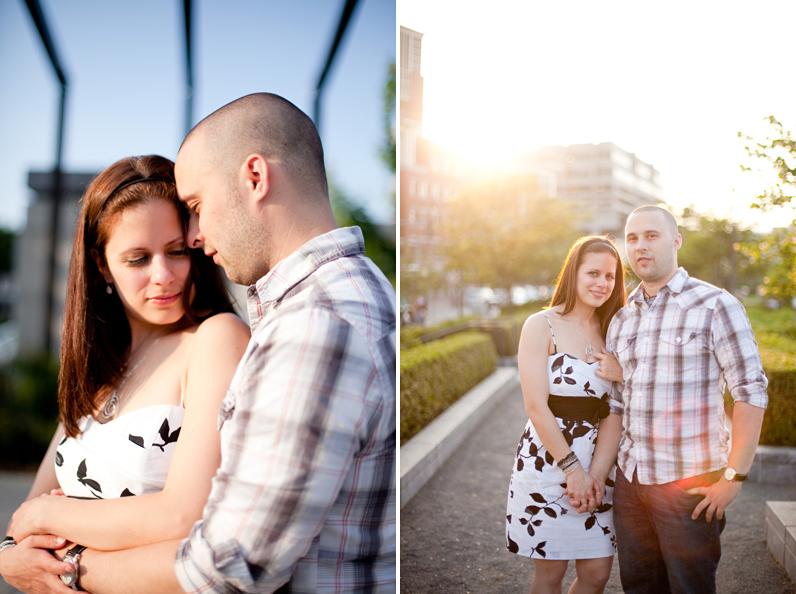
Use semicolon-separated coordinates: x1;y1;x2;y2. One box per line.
400;385;796;593
0;471;35;594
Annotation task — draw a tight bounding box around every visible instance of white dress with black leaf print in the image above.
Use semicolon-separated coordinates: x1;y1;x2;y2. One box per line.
55;405;184;499
505;341;617;560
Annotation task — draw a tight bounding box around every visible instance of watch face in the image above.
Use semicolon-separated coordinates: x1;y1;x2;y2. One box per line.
724;468;736;481
61;572;77;587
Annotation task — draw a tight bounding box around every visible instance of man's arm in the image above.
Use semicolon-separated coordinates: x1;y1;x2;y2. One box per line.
688;294;768;521
74;541;183;594
688;402;765;521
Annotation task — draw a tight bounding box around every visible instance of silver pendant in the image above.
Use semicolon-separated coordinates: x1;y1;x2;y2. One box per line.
585;345;596;358
101;391;119;419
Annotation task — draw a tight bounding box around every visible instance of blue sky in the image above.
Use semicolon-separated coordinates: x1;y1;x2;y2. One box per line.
0;0;396;232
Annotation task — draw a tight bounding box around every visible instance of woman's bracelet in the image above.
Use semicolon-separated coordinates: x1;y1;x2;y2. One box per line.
557;452;581;474
0;536;16;554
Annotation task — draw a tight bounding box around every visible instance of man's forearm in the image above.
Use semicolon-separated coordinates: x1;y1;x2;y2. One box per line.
728;401;766;473
78;540;183;594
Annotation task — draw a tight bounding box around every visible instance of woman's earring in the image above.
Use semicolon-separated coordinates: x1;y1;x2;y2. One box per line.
106;283;113;295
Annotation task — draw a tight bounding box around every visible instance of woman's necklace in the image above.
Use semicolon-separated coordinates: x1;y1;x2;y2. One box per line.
100;337;161;420
563;316;596;358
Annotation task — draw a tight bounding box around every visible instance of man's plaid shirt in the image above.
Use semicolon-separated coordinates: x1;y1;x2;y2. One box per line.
606;268;767;485
175;227;396;593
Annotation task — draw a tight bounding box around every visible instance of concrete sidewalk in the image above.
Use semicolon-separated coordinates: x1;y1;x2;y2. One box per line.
0;471;35;594
400;384;796;593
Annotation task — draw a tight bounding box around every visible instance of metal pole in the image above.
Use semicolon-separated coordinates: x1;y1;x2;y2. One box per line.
183;0;194;136
313;0;361;133
23;0;69;354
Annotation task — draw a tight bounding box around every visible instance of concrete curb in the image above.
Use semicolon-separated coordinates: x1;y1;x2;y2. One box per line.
765;501;796;582
400;367;520;509
751;446;796;484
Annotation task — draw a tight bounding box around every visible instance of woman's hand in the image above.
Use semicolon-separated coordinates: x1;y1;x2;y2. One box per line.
594;349;624;383
0;535;74;594
9;494;59;542
563;466;601;513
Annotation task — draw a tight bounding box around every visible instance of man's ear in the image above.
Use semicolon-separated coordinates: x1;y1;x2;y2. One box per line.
90;248;111;283
242;154;270;204
673;233;683;251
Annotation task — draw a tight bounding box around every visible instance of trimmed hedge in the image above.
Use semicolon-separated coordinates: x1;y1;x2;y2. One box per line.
400;315;480;348
400;331;497;445
725;305;796;446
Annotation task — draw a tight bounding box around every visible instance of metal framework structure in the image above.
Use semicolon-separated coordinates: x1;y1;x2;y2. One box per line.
22;0;361;353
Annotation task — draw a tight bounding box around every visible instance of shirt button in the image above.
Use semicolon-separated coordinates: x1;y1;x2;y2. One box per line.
676;336;681;343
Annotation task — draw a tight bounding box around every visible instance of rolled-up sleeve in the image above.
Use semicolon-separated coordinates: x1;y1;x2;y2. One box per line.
175;307;385;594
604;323;625;416
713;293;768;409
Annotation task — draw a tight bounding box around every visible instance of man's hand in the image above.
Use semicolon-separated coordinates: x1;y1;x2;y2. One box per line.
687;478;742;521
593;349;623;383
0;534;75;594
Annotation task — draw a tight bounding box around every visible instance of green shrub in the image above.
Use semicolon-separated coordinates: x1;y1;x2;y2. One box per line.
400;315;479;348
0;353;60;469
400;331;497;444
723;305;796;446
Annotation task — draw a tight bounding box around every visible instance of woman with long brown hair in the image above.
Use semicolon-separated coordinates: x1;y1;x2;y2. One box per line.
506;235;626;594
5;155;250;556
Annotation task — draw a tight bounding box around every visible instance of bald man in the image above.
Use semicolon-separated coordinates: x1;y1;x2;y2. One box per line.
602;205;767;594
2;93;396;594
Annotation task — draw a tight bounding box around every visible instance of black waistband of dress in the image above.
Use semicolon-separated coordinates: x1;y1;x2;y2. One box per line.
548;395;610;425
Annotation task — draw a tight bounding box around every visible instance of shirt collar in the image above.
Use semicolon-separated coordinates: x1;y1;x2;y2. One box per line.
246;226;365;330
628;267;689;305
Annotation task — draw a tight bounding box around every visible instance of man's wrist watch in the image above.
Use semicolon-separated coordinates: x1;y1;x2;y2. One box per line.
724;467;749;482
61;544;87;591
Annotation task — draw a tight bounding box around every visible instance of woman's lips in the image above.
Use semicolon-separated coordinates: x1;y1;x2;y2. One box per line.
149;292;180;305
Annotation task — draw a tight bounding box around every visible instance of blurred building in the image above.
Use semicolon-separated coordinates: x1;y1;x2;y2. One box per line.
399;26;469;273
15;171;93;355
399;28;664;275
524;143;664;239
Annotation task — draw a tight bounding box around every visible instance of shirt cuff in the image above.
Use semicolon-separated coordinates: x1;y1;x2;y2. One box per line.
175;524;255;594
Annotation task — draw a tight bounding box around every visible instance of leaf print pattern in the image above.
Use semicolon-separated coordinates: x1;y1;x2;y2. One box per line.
77;459;103;498
506;351;616;558
153;418;181;452
129;434;145;448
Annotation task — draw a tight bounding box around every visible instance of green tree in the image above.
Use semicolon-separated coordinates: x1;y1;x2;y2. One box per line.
380;62;396;177
741;225;796;303
330;181;395;286
739;116;796;301
326;61;397;287
740;116;796;211
439;173;578;307
677;206;765;293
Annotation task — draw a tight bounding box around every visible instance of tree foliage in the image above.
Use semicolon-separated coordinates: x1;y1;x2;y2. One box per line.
739;116;796;301
742;225;796;302
739;116;796;211
676;206;765;293
439;173;578;296
380;62;396;176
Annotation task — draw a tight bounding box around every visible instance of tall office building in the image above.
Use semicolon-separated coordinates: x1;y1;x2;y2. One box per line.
399;27;469;271
529;142;664;239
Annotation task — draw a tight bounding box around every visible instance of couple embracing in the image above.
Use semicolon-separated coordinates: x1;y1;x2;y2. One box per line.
0;93;396;594
506;206;768;594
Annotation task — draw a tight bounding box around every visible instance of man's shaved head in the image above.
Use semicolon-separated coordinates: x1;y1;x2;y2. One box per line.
182;92;328;197
628;205;678;238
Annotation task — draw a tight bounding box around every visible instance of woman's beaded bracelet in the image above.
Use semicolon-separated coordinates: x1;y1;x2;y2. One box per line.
557;452;581;474
0;536;16;554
